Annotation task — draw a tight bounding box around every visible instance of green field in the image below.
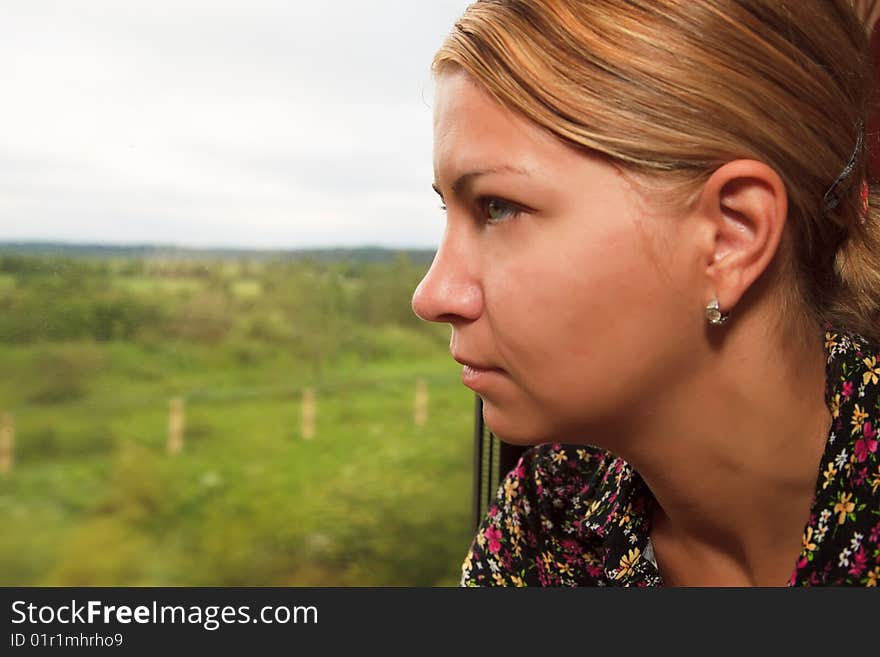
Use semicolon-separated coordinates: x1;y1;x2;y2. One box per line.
0;252;475;586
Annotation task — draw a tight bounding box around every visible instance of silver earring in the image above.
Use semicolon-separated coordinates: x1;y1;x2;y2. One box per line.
705;297;729;326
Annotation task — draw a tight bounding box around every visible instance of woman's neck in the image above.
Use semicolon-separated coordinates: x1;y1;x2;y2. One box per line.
609;313;832;586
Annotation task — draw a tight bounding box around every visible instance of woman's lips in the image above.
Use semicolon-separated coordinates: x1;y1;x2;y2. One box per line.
461;363;504;390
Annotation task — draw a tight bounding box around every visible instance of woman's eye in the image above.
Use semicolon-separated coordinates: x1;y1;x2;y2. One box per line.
435;196;523;225
481;198;521;225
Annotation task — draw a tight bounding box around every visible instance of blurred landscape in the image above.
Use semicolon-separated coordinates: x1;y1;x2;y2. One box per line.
0;243;475;586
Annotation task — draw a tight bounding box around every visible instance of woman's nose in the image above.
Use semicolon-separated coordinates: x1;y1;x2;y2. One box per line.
411;238;483;324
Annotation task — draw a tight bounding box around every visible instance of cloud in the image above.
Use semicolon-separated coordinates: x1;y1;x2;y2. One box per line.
0;0;468;248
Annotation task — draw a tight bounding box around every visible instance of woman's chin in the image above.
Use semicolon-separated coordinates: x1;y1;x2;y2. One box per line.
482;401;555;446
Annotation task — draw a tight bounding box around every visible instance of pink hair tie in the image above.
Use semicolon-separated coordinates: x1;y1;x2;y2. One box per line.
860;178;870;224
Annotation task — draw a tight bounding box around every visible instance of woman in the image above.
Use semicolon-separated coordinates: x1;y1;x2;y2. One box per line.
412;0;880;586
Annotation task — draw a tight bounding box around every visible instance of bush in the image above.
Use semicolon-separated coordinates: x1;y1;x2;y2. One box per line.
17;423;118;462
27;344;104;405
91;299;163;341
163;291;232;343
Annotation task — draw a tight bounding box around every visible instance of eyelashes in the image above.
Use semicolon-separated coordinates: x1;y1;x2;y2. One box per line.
480;197;522;225
438;196;524;226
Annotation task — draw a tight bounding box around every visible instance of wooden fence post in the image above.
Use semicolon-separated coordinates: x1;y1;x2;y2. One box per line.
414;379;428;427
167;397;185;454
301;388;316;440
0;412;13;474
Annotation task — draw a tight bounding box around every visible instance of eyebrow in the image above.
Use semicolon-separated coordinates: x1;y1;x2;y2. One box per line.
432;164;533;198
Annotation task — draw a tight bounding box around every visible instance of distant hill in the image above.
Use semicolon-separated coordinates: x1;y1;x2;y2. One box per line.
0;242;437;265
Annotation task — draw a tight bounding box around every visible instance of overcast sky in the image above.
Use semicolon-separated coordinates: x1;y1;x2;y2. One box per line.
0;0;471;249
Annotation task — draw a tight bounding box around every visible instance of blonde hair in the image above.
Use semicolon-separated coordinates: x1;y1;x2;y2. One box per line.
434;0;880;343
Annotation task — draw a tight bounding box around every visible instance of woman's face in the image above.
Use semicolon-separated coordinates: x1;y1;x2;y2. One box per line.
412;70;704;445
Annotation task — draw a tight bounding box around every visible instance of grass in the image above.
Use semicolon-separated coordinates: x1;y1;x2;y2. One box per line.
0;254;476;586
0;349;474;586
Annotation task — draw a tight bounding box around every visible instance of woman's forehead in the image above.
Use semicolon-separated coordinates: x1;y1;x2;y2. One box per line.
432;72;589;186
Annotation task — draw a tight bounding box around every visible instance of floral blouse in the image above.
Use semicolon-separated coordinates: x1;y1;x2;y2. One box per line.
461;324;880;586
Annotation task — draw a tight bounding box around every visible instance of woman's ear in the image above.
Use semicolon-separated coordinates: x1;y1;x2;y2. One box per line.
692;160;788;313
